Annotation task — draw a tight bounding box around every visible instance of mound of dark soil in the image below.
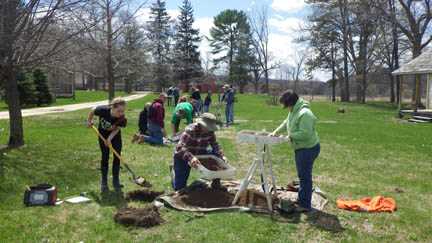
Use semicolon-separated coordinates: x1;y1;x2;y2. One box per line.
178;184;234;208
114;206;164;228
126;189;164;202
199;158;226;171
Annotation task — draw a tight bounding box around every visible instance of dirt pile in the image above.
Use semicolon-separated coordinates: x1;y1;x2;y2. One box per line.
236;189;279;208
114;206;164;228
199;157;226;171
126;189;164;202
178;185;234;208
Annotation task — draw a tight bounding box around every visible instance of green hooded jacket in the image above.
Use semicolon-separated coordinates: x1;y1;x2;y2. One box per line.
274;98;319;150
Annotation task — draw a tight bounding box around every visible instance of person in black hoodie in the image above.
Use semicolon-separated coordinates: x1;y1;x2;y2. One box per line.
132;102;152;143
87;98;127;192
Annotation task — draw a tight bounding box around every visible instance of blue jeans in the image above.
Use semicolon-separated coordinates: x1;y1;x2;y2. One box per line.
203;104;210;113
294;143;320;209
144;122;163;145
225;103;234;124
172;155;191;191
172;151;219;190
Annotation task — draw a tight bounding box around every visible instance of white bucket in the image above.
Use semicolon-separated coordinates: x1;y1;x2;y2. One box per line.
195;155;236;180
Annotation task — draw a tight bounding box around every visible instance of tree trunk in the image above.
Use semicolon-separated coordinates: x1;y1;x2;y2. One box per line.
106;4;115;101
264;69;269;94
340;0;350;102
412;43;421;109
4;69;24;148
390;74;395;103
331;45;336;102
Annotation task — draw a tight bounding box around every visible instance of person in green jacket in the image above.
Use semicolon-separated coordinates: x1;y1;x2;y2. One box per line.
270;90;320;213
171;101;194;137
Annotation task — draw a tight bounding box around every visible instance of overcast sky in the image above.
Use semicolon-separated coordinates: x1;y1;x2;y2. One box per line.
137;0;330;81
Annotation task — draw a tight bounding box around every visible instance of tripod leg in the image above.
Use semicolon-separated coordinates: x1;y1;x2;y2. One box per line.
232;159;258;205
259;148;273;212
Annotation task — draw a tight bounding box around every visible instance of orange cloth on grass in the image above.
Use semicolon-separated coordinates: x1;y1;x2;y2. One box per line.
337;196;397;213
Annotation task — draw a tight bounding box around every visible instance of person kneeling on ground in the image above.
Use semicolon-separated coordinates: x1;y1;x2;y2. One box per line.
270;90;320;213
172;113;224;191
171;100;193;137
132;102;152;144
87;98;127;192
142;93;167;145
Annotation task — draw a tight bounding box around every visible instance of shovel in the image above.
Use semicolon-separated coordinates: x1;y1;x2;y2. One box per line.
91;125;151;188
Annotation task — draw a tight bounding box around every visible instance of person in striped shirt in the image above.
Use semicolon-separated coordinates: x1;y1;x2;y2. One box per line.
172;113;224;191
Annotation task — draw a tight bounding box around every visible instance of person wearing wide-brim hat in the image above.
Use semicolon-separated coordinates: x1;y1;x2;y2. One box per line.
172;113;225;191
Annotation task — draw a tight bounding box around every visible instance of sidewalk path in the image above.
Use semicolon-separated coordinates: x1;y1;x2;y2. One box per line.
0;92;148;120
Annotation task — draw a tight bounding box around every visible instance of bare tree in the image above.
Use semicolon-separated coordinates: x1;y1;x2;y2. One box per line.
376;0;432;108
75;0;148;100
291;51;307;93
0;0;90;148
249;5;279;94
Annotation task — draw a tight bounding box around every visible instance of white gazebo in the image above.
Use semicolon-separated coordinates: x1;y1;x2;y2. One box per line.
392;50;432;111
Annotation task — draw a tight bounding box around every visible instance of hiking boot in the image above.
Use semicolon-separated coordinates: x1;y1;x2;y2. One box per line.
211;179;227;191
101;182;109;193
132;134;140;143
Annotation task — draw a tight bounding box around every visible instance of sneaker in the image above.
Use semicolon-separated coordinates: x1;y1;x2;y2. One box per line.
294;205;311;213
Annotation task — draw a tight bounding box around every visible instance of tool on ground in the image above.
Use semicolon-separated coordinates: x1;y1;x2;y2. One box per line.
232;130;289;213
24;184;58;206
91;125;151;187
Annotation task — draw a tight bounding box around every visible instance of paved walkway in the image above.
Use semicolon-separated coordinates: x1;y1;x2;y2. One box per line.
0;92;148;120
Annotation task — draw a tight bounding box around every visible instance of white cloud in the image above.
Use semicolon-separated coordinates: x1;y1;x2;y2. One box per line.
271;0;306;12
194;17;214;56
269;17;304;34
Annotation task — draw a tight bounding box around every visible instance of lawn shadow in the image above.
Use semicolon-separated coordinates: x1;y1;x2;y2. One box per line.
90;190;127;209
306;210;344;233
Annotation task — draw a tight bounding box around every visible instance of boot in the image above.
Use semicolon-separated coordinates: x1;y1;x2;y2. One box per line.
101;175;109;193
101;164;109;193
112;166;123;192
211;179;226;191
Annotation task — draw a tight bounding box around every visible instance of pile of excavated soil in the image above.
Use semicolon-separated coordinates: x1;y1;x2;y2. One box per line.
126;189;164;202
178;185;235;208
199;157;226;171
114;206;164;228
176;184;278;209
236;189;279;208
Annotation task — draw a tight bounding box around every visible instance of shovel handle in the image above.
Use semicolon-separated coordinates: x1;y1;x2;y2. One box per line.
91;125;124;164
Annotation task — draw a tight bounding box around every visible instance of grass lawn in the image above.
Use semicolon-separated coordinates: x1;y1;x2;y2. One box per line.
0;90;126;111
0;94;431;242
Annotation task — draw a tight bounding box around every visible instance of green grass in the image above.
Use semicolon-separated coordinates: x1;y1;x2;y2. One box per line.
0;90;126;111
0;94;431;242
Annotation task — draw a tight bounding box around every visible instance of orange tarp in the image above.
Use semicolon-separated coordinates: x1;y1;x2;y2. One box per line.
337;196;397;213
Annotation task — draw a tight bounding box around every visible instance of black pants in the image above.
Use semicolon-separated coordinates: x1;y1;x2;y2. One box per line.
98;134;122;185
174;96;179;106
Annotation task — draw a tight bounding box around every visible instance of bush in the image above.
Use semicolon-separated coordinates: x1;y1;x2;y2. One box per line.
33;69;53;106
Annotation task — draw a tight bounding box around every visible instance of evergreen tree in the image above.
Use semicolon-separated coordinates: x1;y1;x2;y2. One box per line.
16;71;37;107
33;69;53;106
147;0;172;91
173;0;202;88
209;10;252;86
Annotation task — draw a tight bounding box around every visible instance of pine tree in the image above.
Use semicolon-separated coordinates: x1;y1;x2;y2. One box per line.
147;0;172;91
16;71;37;107
210;10;252;86
173;0;202;88
33;69;53;106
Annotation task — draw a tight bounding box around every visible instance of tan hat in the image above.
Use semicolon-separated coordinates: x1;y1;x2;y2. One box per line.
197;113;218;132
223;84;230;89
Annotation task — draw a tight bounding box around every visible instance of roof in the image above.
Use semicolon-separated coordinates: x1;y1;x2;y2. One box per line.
392;50;432;75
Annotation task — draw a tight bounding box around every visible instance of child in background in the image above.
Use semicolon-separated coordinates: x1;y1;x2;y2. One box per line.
203;91;212;112
132;102;152;143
